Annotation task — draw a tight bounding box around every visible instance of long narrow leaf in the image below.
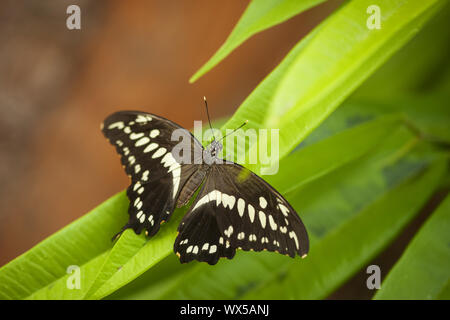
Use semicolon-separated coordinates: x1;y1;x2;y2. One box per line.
0;192;128;300
189;0;328;83
244;160;446;299
108;115;401;299
149;128;429;299
224;0;445;174
374;194;450;300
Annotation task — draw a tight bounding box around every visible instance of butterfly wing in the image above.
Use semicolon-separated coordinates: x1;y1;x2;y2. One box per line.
174;163;309;265
102;111;204;238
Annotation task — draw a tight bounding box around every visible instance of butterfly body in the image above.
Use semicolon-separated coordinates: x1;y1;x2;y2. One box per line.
103;111;309;265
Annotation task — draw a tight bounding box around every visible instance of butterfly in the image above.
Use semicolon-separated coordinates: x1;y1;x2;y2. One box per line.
102;106;309;265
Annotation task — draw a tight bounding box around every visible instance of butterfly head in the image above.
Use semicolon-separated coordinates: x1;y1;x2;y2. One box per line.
202;139;223;165
207;140;222;158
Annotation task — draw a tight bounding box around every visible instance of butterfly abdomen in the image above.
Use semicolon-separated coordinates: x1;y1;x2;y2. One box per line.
176;167;208;208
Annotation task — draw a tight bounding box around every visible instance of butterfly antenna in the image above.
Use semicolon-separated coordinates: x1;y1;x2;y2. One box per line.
219;120;248;142
203;96;216;142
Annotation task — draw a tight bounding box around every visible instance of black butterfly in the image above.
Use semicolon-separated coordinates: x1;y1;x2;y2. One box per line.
102;109;309;265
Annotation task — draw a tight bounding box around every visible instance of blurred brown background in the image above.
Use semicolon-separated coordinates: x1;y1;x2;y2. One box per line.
0;1;340;267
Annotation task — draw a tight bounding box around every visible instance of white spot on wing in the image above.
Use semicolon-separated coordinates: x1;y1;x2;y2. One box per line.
248;204;255;222
148;215;154;225
192;190;217;211
268;215;277;231
258;211;266;228
224;226;233;238
278;204;290;217
289;231;299;250
136;115;152;123
259;196;268;209
108;121;124;130
150;129;160;138
237;198;245;217
144;143;158;153
135;137;150;147
130;132;144;140
222;194;236;210
214;190;222;207
152;147;166;159
161;152;181;199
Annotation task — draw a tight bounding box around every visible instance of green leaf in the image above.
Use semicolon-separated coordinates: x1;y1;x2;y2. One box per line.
0;192;128;300
106;254;193;300
83;229;147;299
352;2;450;98
264;0;445;171
27;251;108;299
366;95;450;143
26;206;187;300
223;0;445;174
304;93;450;146
269;114;401;194
87;211;186;300
374;194;450;300
218;25;321;167
93;116;398;299
137;126;428;299
189;0;328;83
243;160;446;299
437;281;450;300
108;115;401;300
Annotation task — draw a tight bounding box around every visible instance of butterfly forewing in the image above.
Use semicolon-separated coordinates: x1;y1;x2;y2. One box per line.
102;111;204;237
174;163;309;265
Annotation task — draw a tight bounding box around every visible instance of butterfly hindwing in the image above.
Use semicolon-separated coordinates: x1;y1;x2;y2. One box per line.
102;111;203;237
174;163;309;265
174;188;236;264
